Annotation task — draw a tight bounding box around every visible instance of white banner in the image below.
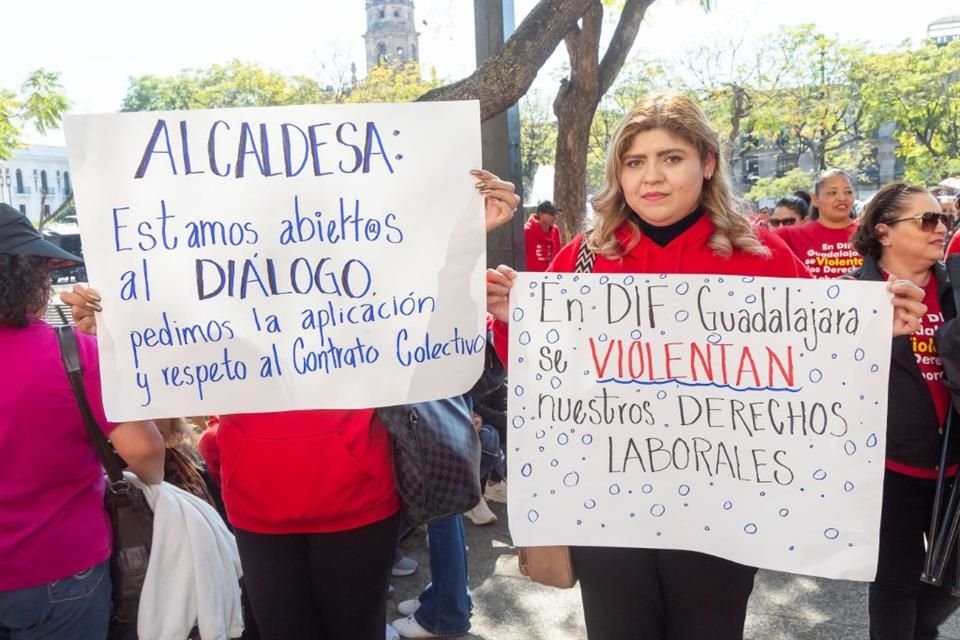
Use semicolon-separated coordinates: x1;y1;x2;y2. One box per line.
507;273;893;581
64;101;485;420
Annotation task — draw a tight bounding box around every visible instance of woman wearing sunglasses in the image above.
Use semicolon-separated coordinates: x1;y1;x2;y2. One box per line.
846;182;960;639
767;195;809;229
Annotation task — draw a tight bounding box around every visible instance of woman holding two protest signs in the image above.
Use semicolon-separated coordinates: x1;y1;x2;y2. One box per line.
485;93;928;640
63;171;519;640
846;183;960;639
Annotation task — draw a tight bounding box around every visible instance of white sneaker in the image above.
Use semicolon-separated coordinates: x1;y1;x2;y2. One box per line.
397;598;422;616
485;480;508;504
392;554;418;577
464;497;498;525
391;615;444;638
386;623;401;640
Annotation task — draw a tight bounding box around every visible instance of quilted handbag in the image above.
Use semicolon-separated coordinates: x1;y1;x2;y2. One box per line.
376;395;481;525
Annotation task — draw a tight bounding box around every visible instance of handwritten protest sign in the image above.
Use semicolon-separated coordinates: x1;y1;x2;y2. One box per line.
64;102;485;420
507;273;893;581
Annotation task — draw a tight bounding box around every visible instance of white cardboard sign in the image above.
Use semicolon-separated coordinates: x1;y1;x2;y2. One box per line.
64;101;485;420
507;272;893;581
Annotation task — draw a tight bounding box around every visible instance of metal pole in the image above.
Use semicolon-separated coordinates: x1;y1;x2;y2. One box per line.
474;0;524;270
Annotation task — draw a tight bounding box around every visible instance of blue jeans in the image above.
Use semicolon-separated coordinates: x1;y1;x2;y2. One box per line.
478;424;506;485
414;515;471;635
0;560;111;640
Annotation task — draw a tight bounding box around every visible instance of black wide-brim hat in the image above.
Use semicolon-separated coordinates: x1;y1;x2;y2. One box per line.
0;203;82;267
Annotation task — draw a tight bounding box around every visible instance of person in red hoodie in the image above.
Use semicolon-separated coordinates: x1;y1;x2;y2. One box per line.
485;93;928;640
62;169;520;640
774;169;863;278
524;200;563;271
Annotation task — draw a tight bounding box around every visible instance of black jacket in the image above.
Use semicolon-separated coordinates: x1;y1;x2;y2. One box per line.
845;256;960;469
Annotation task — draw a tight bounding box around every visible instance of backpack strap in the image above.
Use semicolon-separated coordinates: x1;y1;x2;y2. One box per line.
574;231;596;274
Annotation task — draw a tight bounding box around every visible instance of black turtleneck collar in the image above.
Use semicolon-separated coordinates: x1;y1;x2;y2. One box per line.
632;207;706;247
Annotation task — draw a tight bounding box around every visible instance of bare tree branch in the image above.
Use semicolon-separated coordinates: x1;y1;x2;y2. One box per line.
417;0;596;121
598;0;655;95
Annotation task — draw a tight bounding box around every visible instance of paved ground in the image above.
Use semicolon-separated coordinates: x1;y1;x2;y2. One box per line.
390;500;960;639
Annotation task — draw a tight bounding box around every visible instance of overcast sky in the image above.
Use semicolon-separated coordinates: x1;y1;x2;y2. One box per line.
4;0;955;144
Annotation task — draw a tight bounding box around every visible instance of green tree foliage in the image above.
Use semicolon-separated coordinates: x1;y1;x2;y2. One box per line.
120;60;442;112
519;91;557;197
344;63;441;104
677;32;804;168
0;69;69;160
586;59;668;192
865;40;960;184
750;26;873;173
120;60;330;111
744;168;813;203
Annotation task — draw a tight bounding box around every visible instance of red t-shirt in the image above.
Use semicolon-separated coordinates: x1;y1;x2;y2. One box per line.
495;214;811;361
886;275;953;479
217;409;400;534
524;215;562;272
775;221;862;279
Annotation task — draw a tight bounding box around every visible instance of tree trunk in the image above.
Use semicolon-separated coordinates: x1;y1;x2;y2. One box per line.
725;84;749;166
417;0;597;121
37;191;48;231
552;0;655;241
417;0;657;242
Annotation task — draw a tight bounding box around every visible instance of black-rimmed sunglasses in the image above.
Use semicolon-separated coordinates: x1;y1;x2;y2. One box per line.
768;218;798;228
885;211;955;232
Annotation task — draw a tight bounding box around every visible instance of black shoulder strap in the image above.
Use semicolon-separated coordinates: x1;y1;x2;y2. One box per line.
575;232;596;274
946;255;960;314
56;326;125;483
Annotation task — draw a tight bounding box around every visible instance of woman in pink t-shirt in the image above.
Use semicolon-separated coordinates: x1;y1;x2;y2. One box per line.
0;204;164;639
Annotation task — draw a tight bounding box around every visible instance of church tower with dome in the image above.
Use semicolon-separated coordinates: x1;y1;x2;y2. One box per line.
364;0;420;70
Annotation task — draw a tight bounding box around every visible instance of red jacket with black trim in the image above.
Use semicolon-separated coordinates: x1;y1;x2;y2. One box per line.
495;214;811;362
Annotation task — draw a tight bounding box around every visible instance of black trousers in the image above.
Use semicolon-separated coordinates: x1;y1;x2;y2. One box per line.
870;471;960;640
571;546;757;640
235;512;399;640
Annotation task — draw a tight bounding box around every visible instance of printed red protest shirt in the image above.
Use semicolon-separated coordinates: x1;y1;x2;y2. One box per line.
775;221;862;279
885;274;953;479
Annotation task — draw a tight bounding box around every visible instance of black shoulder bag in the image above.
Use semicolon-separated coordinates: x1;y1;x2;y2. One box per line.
56;326;154;626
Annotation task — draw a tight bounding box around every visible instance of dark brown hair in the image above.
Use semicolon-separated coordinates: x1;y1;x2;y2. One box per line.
0;254;51;327
774;196;810;220
852;182;929;259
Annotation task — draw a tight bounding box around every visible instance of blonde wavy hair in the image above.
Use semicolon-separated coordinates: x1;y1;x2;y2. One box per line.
589;92;768;259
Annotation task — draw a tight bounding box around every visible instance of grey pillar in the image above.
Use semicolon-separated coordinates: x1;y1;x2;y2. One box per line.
474;0;524;269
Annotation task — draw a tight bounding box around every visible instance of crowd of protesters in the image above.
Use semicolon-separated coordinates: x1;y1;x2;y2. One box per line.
2;87;959;640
